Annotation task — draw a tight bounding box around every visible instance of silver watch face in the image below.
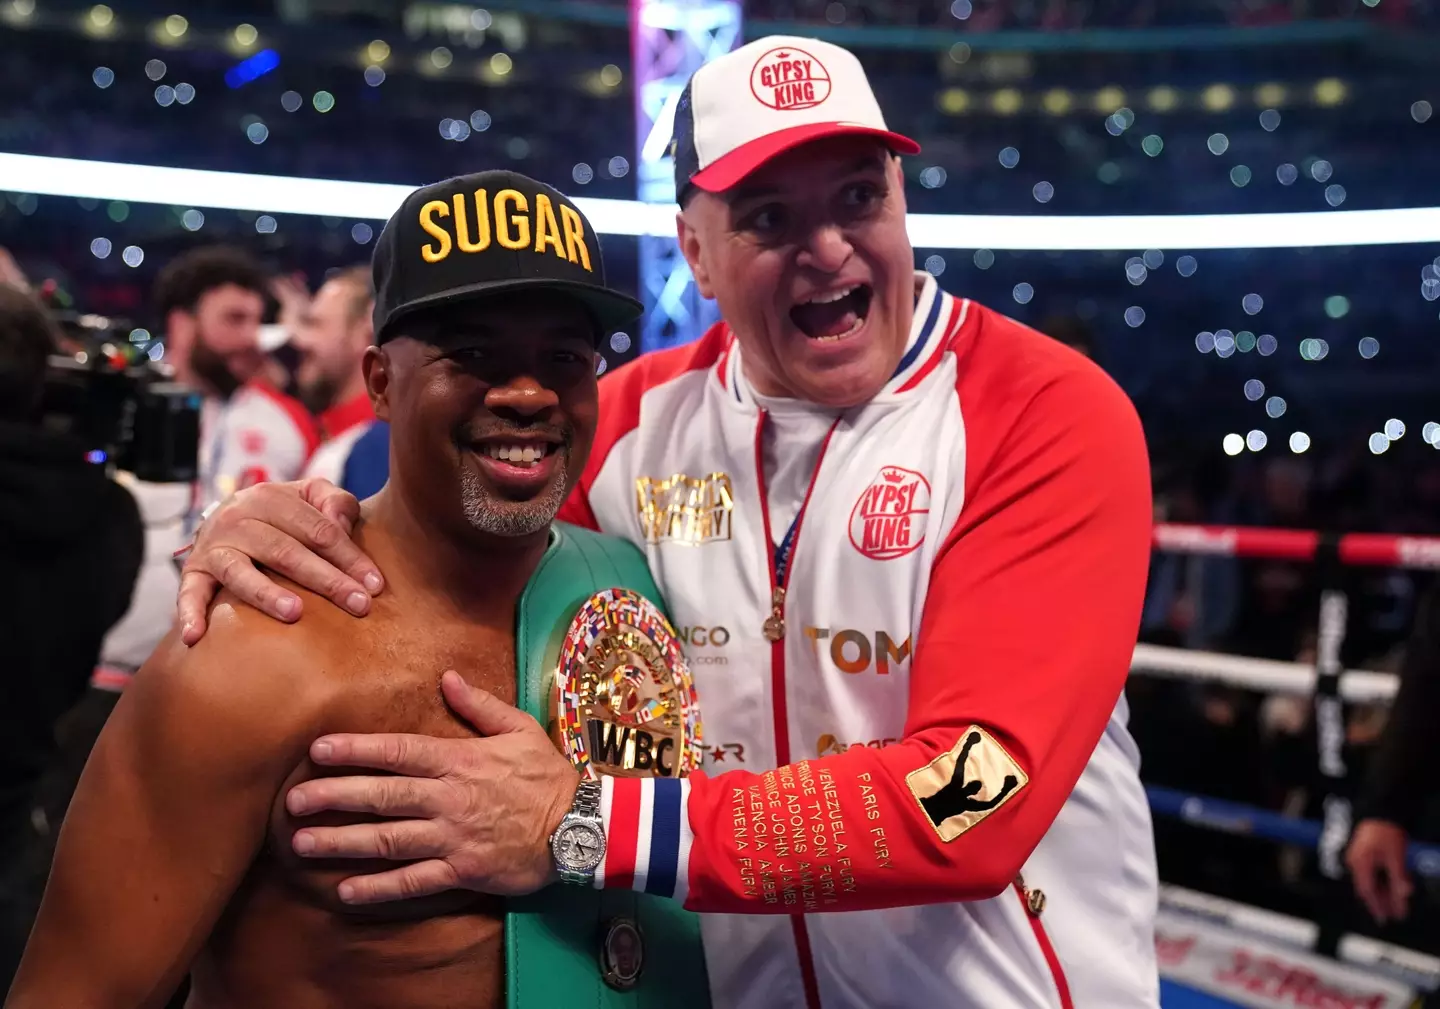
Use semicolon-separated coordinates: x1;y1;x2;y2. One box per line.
555;822;605;872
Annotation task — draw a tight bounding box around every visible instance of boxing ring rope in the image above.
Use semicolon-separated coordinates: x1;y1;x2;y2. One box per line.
1152;523;1440;569
1134;522;1440;1004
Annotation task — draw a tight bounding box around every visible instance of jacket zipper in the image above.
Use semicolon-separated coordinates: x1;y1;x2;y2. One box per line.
1014;875;1073;1009
753;409;839;1009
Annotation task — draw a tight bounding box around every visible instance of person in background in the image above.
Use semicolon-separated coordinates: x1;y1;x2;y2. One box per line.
0;284;143;988
95;246;318;695
291;265;378;485
1346;579;1440;925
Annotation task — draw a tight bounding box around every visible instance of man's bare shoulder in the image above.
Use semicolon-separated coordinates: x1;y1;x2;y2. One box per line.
126;588;349;766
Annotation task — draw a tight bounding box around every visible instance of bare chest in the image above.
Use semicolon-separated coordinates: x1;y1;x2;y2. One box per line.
262;621;518;918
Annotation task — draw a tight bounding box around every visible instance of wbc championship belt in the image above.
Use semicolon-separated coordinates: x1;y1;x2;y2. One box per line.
553;587;703;783
507;523;711;1009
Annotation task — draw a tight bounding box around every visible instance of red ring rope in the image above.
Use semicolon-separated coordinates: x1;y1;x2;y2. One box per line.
1152;523;1440;570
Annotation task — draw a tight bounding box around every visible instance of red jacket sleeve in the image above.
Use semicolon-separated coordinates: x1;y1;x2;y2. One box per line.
600;360;1152;912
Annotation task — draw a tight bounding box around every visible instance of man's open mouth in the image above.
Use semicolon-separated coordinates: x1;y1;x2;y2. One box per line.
790;284;873;342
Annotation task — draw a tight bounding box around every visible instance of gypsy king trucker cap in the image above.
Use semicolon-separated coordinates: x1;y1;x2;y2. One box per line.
671;35;921;200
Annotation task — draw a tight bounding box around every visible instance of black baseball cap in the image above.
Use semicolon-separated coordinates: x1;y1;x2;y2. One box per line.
371;170;642;344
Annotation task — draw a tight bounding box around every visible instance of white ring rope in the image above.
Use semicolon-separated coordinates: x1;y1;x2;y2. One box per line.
1131;643;1398;703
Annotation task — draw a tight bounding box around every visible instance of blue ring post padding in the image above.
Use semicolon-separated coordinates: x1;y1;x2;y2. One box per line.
1146;785;1440;879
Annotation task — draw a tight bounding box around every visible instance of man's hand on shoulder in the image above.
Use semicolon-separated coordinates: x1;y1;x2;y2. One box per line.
177;478;385;644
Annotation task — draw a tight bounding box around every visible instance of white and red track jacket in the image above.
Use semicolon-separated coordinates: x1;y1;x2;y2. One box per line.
193;379;319;532
556;274;1159;1009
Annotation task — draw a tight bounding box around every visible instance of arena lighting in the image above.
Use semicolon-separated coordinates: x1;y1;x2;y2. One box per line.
5;153;1440;251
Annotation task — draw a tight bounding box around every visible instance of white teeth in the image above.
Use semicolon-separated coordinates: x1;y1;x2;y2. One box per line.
803;284;859;306
483;444;548;466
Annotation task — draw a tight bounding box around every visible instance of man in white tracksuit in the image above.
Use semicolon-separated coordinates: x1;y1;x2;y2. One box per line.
174;36;1159;1009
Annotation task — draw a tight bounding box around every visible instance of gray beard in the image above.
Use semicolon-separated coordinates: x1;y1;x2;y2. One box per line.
458;455;569;537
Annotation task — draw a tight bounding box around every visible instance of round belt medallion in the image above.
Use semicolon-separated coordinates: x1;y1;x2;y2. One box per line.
599;917;644;991
554;588;702;780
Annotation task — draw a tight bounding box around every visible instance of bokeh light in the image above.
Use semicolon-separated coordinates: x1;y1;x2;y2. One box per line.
1223;434;1245;456
1290;432;1311;454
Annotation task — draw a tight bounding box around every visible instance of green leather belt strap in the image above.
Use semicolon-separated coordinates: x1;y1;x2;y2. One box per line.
506;521;711;1008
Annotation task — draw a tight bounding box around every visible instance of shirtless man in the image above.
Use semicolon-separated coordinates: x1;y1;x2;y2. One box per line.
5;170;642;1009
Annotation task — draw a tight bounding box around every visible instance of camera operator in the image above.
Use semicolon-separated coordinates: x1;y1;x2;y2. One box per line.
0;286;143;985
96;247;317;684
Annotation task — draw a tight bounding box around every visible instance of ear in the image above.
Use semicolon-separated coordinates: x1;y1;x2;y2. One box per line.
362;346;391;421
676;209;715;300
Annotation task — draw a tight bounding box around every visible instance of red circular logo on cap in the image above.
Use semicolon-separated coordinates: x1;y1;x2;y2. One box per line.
749;46;832;111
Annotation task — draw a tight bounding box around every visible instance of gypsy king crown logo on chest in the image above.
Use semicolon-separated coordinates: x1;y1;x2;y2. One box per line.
849;465;932;560
553;588;703;780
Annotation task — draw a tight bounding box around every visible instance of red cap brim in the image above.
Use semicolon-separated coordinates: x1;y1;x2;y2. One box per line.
688;122;922;195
